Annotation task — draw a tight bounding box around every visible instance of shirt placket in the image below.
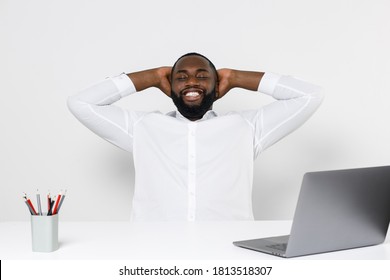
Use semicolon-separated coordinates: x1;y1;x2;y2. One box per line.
187;123;197;221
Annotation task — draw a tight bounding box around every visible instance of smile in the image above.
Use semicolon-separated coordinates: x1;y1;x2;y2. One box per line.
181;88;204;102
185;91;200;97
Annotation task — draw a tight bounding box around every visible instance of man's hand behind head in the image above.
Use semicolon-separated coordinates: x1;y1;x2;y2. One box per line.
155;67;172;97
216;68;235;100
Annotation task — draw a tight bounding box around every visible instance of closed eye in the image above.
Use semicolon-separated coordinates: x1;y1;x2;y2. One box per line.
176;75;187;81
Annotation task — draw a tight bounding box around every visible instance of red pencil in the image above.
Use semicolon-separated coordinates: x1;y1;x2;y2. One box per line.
26;198;38;215
52;193;62;215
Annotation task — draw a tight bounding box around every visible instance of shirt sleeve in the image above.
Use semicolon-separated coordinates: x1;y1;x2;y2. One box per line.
67;73;143;153
242;72;324;158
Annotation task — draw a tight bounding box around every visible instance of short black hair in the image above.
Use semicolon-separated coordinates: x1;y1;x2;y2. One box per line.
171;52;218;80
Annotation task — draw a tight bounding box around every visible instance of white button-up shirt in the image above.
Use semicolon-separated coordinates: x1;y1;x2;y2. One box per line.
67;72;323;221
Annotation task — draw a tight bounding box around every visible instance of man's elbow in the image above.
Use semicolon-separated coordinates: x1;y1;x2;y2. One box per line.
66;95;88;119
307;86;324;111
313;86;324;104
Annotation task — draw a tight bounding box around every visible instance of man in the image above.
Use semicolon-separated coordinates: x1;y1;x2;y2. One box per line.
68;52;323;221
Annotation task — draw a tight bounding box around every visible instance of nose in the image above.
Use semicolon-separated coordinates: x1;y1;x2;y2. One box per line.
186;75;200;86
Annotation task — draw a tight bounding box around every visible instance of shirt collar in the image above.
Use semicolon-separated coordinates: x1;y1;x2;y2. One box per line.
168;110;218;122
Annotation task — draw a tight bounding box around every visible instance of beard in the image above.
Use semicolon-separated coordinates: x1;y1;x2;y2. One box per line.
171;89;217;120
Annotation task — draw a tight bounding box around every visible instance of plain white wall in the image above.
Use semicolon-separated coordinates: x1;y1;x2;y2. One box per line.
1;0;389;221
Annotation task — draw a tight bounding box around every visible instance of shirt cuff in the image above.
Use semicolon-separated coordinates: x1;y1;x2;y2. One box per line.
258;72;282;96
110;73;137;97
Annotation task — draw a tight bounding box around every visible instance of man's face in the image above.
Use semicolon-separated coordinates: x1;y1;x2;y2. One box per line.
171;55;218;120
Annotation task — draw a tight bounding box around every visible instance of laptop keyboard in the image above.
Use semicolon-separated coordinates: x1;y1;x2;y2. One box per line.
266;243;287;251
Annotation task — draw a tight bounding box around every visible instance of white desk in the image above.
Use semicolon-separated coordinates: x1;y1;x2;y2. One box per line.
1;221;389;260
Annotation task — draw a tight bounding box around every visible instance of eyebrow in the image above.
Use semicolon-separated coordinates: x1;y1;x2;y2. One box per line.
175;68;210;74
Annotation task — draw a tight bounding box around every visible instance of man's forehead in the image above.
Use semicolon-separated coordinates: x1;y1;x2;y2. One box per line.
173;55;211;72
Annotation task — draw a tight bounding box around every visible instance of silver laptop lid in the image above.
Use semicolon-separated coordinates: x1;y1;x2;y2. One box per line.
286;165;390;257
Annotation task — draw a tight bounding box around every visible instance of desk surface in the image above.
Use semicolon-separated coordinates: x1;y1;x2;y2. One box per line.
1;221;389;260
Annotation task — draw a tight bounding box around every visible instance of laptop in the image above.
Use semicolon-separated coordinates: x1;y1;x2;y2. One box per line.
233;165;390;258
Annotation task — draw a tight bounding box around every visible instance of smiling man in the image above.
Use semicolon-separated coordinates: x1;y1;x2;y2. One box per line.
68;52;323;221
170;56;217;120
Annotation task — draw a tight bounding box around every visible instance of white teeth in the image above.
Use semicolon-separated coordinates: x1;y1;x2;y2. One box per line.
185;92;200;97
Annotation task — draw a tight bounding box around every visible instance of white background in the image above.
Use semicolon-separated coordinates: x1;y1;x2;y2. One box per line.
1;0;389;221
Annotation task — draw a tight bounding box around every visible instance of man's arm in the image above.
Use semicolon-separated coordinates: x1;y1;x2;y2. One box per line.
256;73;323;156
216;69;265;99
127;67;172;96
67;67;171;152
217;70;323;157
